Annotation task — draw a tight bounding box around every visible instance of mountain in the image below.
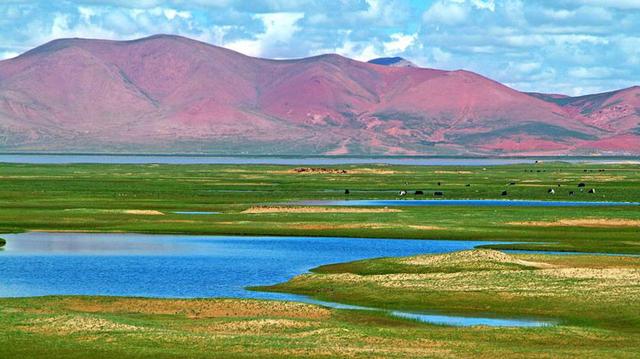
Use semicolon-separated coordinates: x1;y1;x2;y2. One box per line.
0;34;638;155
368;57;417;68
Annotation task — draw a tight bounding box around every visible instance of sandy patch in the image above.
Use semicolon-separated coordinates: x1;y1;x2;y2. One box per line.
275;167;400;175
401;249;556;269
290;223;394;230
60;298;331;320
64;208;164;215
242;206;401;214
433;170;473;174
210;319;316;333
124;210;164;215
408;225;446;231
26;315;144;334
508;218;640;228
579;175;627;182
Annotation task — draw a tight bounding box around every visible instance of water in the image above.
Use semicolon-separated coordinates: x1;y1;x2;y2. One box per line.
0;154;637;165
295;199;640;207
0;232;551;327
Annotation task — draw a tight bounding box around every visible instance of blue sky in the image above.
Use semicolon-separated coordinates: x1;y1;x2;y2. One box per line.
1;0;638;96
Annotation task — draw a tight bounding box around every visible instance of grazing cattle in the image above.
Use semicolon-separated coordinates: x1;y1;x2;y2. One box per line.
415;190;424;195
501;191;508;196
344;189;350;195
569;191;575;196
434;191;444;196
588;188;596;194
548;189;555;194
399;190;407;196
578;183;586;188
509;182;516;185
465;184;471;187
437;182;441;186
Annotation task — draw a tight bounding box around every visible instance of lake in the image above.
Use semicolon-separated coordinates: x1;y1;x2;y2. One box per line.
1;154;638;165
295;199;640;207
0;232;551;327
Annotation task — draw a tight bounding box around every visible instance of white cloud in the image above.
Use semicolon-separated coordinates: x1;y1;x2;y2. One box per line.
568;66;616;79
0;51;19;60
224;12;304;57
162;8;190;20
383;33;417;54
423;1;469;25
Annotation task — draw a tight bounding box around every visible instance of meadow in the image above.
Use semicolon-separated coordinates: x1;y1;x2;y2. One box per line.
1;161;639;357
0;161;639;253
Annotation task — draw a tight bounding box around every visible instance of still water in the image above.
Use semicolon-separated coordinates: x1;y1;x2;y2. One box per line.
1;154;637;165
0;232;552;327
296;199;640;207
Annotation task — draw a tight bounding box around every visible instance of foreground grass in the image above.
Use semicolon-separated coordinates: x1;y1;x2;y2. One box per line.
0;294;638;358
0;162;639;253
259;250;640;334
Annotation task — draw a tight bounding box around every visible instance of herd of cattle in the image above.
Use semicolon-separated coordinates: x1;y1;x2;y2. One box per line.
344;182;597;197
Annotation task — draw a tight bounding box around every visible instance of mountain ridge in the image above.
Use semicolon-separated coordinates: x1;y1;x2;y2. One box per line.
0;34;638;155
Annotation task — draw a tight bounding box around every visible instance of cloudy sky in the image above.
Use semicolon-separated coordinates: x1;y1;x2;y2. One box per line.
1;0;638;96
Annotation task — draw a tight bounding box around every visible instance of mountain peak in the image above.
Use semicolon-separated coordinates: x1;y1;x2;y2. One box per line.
367;57;417;68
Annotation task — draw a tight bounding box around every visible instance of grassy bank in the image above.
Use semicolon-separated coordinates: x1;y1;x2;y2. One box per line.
0;162;639;253
258;250;640;335
0;294;638;358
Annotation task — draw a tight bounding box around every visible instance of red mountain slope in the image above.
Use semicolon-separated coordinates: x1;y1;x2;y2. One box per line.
0;35;637;155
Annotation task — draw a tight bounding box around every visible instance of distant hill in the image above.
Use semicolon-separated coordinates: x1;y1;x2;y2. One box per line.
368;57;417;68
0;34;637;155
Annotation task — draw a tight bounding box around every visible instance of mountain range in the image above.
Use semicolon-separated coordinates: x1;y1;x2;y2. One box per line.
0;34;638;155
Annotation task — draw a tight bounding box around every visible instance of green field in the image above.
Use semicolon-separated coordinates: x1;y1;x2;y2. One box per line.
0;162;639;253
1;250;639;358
1;161;639;357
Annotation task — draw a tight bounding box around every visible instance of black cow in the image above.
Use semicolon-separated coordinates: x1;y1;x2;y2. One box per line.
588;188;596;194
415;190;424;195
344;189;350;195
501;191;508;196
434;191;444;196
578;183;586;188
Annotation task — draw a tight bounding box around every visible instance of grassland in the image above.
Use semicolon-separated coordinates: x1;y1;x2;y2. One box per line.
1;161;640;357
1;250;639;358
0;161;639;253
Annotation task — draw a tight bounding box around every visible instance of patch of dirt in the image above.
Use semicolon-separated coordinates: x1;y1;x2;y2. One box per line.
290;223;394;230
208;319;316;333
124;210;164;215
433;170;473;174
276;167;400;175
242;206;402;214
408;225;446;231
59;298;331;320
26;315;144;335
290;167;349;174
508;218;640;228
401;249;556;269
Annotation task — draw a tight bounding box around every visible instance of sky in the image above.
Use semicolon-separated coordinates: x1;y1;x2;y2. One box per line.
0;0;638;96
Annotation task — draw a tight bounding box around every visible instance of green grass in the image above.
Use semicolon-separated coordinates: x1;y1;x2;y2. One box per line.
1;162;640;357
1;294;639;358
0;162;639;253
258;250;640;334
